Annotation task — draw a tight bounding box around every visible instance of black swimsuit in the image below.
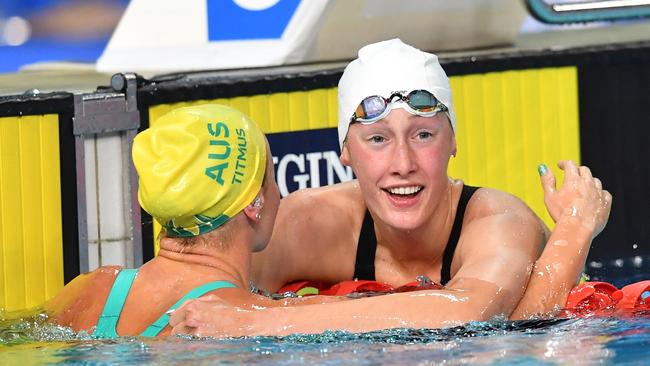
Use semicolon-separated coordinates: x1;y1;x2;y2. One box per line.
353;185;479;285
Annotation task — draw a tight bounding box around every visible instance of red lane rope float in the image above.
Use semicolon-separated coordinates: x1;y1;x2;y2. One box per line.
563;280;650;315
562;281;623;316
277;276;443;298
617;280;650;310
278;279;650;316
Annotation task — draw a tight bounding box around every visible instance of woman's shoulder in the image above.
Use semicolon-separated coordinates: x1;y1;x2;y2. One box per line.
45;266;123;329
275;180;366;246
463;183;540;223
455;183;547;263
61;266;123;296
281;180;365;216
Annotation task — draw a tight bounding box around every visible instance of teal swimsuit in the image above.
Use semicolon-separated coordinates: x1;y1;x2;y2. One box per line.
93;268;236;338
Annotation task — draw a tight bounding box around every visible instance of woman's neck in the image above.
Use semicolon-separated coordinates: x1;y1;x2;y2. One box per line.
156;235;252;288
374;179;461;262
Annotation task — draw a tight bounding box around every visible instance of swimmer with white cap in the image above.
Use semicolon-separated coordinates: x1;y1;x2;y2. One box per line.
168;39;612;337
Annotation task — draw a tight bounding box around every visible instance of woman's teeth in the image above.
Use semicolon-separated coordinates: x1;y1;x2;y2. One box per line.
387;186;423;195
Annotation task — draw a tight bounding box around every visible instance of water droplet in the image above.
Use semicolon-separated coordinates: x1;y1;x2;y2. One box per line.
589;261;603;269
613;259;624;268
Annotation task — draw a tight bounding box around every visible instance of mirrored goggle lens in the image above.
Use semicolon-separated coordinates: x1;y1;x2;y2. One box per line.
355;96;387;120
407;90;440;112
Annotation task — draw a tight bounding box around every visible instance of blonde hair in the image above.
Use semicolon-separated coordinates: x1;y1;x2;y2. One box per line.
159;223;233;250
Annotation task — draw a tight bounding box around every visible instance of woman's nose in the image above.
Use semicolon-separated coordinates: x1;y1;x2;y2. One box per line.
390;141;417;176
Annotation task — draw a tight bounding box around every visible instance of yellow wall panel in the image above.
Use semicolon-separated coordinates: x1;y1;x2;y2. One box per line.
448;67;580;227
248;95;271;131
229;96;251;117
20;118;46;308
147;89;338;134
0;115;63;312
306;88;332;130
287;91;308;132
40;118;64;300
268;93;290;133
0;117;24;311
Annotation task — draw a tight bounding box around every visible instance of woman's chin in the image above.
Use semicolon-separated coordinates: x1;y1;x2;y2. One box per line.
381;213;427;232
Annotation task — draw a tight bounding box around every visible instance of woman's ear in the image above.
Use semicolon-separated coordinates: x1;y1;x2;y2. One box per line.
244;195;264;221
340;143;351;166
451;136;457;157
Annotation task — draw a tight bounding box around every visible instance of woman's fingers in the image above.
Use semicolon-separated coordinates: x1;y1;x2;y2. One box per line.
578;165;593;180
594;177;602;190
171;323;192;335
539;164;557;196
169;298;211;330
169;301;192;327
557;160;580;180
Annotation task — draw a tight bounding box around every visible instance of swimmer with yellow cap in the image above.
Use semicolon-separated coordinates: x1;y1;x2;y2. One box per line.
134;104;270;239
45;104;289;337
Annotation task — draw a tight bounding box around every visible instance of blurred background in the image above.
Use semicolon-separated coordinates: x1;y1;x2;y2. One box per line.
0;0;640;74
0;0;128;73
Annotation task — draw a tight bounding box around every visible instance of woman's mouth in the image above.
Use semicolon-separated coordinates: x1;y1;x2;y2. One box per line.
383;185;423;198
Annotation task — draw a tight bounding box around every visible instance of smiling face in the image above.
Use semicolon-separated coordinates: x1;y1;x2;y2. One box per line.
341;108;456;231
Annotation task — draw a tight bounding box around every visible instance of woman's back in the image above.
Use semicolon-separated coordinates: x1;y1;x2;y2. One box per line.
46;258;248;337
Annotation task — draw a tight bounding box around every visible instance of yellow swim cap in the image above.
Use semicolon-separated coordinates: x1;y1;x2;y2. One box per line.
133;104;267;237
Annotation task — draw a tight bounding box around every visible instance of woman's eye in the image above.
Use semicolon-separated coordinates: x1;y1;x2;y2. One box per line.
368;135;385;143
417;131;433;139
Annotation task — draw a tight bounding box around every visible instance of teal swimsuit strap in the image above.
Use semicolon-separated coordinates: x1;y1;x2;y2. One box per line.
140;280;237;337
93;268;139;339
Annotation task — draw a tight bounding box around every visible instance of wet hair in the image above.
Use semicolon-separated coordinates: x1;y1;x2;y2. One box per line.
159;224;233;250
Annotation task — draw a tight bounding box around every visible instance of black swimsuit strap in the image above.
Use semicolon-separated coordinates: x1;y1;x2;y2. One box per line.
440;185;479;285
353;185;479;284
353;209;377;281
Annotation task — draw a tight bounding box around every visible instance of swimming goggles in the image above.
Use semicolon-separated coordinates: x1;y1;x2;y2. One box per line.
350;90;448;124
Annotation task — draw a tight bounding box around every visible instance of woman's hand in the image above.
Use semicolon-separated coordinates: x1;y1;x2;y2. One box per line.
510;161;612;319
539;160;612;237
169;295;257;338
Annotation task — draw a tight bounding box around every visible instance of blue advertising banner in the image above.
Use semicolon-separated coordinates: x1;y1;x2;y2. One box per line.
207;0;301;41
267;127;353;196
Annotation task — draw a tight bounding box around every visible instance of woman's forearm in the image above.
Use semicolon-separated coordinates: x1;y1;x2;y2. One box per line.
184;279;509;337
245;292;483;336
510;216;594;319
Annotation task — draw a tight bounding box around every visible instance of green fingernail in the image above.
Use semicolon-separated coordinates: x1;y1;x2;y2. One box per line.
537;164;548;176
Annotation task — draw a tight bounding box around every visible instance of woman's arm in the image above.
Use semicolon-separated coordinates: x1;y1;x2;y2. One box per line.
170;277;508;337
171;210;542;337
510;161;611;319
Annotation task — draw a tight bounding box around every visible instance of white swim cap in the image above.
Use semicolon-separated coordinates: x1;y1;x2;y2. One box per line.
337;38;456;148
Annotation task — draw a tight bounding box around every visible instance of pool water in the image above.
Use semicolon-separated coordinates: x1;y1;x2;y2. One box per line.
2;315;650;365
1;269;649;365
